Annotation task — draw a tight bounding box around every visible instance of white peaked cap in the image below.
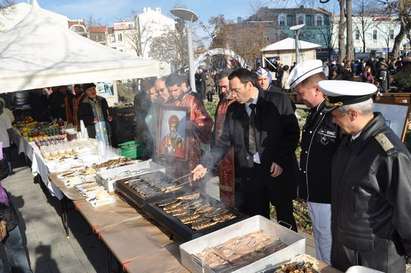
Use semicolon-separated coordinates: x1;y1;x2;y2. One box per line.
287;59;323;89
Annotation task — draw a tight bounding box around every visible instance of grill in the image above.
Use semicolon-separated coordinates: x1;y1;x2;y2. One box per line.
115;171;186;208
115;172;242;242
147;192;241;241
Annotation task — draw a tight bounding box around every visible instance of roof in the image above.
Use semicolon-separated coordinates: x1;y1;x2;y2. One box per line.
261;37;321;52
248;6;331;21
0;1;163;93
88;26;107;33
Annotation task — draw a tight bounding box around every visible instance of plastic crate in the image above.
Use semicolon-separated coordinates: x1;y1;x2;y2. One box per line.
118;141;143;159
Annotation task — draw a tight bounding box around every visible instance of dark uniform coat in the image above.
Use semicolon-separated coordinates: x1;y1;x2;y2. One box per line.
331;113;411;273
299;101;340;203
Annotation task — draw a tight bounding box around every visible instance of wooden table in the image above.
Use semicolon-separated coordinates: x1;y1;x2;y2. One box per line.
48;174;341;273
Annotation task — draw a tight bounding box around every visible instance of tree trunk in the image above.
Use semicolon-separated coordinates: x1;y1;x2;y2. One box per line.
391;0;411;58
338;0;346;64
391;21;407;58
346;0;354;62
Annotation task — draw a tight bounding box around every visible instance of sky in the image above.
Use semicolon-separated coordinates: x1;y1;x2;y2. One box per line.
13;0;338;46
16;0;338;26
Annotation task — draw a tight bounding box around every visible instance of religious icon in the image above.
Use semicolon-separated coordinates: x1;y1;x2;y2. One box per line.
156;106;188;160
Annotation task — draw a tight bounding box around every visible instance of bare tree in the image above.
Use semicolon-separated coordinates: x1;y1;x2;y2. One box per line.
392;0;411;58
376;18;397;56
346;0;354;62
318;19;336;60
354;0;379;53
149;28;188;70
0;0;13;9
338;0;347;64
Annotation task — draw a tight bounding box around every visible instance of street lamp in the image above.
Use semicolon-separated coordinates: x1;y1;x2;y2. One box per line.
290;24;305;64
170;7;199;92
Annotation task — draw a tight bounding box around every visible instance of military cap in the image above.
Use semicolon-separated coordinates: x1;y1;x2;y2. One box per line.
287;59;323;89
318;80;377;108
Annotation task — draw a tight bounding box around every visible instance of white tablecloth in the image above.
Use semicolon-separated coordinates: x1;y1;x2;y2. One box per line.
10;128;33;161
31;145;64;200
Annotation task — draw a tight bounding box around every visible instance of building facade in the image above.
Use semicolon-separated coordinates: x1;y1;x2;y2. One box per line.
135;7;175;58
88;26;108;45
248;6;332;48
330;15;410;57
106;21;136;55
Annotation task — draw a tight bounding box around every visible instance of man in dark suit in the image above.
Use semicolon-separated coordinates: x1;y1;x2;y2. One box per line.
192;68;299;231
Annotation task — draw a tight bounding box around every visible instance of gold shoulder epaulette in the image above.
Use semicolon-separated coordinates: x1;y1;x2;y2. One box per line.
374;133;394;152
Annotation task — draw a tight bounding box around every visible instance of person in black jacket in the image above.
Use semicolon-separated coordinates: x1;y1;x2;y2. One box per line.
320;80;411;273
0;169;32;273
78;83;112;141
288;60;340;264
192;68;300;231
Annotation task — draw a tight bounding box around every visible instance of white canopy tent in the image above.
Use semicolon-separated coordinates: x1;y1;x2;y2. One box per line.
0;1;165;93
261;37;321;67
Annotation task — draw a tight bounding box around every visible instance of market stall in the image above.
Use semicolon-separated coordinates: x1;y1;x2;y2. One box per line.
0;1;165;93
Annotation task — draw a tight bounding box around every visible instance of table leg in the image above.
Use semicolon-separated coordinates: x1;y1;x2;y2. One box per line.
60;197;70;238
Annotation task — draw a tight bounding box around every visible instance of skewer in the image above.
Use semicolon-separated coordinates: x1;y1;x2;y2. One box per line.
170;173;192;184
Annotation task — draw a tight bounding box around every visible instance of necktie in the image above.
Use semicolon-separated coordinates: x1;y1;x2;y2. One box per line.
248;103;257;155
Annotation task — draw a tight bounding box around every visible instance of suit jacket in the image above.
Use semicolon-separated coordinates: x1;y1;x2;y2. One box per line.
203;89;300;202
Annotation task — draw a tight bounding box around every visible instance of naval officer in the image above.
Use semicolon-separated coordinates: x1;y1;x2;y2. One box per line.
319;80;411;272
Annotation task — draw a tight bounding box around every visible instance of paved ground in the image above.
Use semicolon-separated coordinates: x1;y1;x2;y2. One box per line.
3;166;409;273
2;167;114;273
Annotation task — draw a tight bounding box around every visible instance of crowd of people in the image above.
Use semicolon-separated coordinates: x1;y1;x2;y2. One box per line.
134;60;411;272
264;56;411;94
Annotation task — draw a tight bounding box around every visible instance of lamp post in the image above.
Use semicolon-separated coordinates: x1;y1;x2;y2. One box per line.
290;24;305;64
170;7;198;92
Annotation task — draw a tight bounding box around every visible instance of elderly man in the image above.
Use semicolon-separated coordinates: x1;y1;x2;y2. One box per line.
193;68;299;230
78;83;112;142
319;80;411;272
256;67;281;93
287;60;340;264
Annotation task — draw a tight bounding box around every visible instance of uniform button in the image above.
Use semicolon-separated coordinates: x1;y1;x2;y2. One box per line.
299;168;302;171
320;112;323;116
304;151;308;154
309;131;313;134
303;171;306;174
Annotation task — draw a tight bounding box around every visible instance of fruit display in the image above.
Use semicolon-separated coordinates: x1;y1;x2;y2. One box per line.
16;118;62;141
35;135;67;148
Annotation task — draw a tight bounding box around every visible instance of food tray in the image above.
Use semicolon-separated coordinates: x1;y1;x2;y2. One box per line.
143;191;243;242
114;171;188;208
180;215;305;273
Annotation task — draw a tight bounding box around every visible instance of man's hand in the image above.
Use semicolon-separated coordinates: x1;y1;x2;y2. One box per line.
270;162;283;177
0;220;7;241
192;164;207;181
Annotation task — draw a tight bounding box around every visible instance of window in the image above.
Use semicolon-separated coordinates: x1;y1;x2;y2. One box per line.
118;33;123;42
278;14;286;26
306;14;314;26
297;14;305;25
355;30;360;40
373;29;378;40
287;15;295;26
316;15;323;26
389;29;394;39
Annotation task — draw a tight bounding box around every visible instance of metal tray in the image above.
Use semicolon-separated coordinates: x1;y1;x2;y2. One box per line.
143;191;243;242
180;215;305;273
114;171;189;208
